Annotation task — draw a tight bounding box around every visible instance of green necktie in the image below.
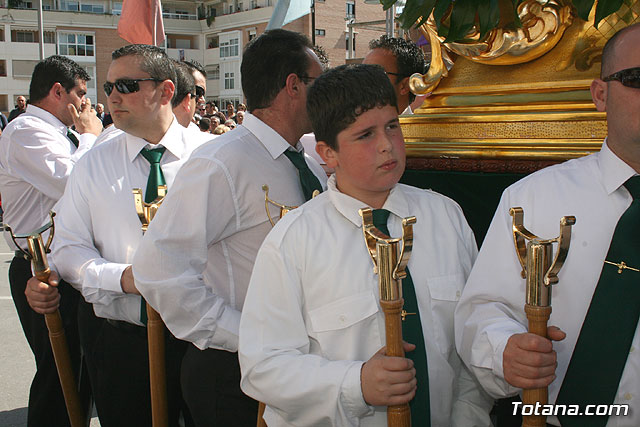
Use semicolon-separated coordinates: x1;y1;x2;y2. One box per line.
67;129;79;148
556;176;640;427
140;147;167;203
283;149;323;201
138;146;167;324
372;209;431;425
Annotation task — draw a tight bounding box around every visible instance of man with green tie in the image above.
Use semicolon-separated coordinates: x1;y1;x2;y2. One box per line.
455;23;640;427
24;44;202;425
0;55;101;427
132;29;327;425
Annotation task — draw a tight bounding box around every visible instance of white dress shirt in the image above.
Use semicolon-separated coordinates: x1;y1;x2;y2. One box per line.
239;175;492;427
132;112;327;352
51;118;203;325
455;142;640;427
0;104;96;249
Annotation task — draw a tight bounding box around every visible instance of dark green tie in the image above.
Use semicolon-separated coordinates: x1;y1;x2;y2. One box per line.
67;129;79;148
283;149;323;201
138;146;167;324
556;176;640;427
140;147;167;203
372;209;431;425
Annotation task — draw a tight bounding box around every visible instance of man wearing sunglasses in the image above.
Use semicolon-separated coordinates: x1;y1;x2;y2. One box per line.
0;55;101;427
455;23;640;427
132;29;327;425
363;35;427;114
25;44;202;425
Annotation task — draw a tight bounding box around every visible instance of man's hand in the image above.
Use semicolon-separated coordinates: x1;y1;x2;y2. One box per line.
503;326;566;389
361;342;417;406
68;97;102;136
25;271;61;314
120;266;139;295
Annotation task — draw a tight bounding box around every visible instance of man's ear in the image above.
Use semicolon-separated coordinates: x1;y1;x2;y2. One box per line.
160;80;175;105
180;93;193;113
399;76;411;96
284;73;303;98
591;78;607;112
316;141;338;168
49;82;64;101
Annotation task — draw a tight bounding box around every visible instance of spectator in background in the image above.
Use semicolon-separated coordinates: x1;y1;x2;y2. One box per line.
199;117;211;132
236;110;244;125
0;111;7;130
226;102;236;122
213;124;230;135
224;119;236;130
205;101;217;117
8;95;27;122
95;102;105;122
209;115;220;132
237;103;247;112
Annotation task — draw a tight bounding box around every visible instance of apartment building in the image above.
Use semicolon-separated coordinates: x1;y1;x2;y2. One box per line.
0;0;387;115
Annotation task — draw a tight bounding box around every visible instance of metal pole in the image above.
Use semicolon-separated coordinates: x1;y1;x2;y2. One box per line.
37;0;44;60
385;7;394;38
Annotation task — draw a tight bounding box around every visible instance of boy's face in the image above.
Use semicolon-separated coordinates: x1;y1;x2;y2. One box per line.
317;105;405;208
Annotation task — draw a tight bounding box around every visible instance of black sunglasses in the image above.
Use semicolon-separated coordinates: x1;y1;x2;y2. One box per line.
602;67;640;89
103;78;162;96
195;85;205;97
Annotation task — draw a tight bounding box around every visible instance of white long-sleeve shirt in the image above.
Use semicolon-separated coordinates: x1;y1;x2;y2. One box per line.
51;118;202;325
455;142;640;427
0;104;96;249
132;112;328;351
239;175;493;427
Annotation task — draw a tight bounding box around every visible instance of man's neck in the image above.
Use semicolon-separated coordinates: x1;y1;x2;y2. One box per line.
608;136;640;174
252;108;302;147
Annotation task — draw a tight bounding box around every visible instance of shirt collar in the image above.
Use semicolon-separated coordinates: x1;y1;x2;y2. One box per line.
599;139;637;195
242;112;302;159
126;116;186;162
26;104;69;136
327;174;411;228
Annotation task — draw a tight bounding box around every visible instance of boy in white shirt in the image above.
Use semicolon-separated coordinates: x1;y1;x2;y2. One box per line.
238;64;492;426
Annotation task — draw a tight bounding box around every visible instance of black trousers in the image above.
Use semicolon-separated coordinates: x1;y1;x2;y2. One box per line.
9;256;86;427
77;299;191;427
181;345;258;427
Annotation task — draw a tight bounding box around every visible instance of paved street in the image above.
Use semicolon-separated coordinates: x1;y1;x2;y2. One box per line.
0;235;99;427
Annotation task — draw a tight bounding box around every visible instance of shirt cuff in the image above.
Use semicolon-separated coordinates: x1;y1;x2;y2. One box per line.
204;305;241;352
340;361;373;420
98;262;130;294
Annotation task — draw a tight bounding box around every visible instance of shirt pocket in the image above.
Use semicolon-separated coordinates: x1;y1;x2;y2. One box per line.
308;291;382;361
424;273;465;358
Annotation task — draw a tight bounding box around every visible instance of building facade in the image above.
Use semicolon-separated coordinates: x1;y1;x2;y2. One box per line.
0;0;387;115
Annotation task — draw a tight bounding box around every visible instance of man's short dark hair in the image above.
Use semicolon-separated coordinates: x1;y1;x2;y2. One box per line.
199;117;211;131
182;59;206;79
307;64;397;150
171;60;196;108
601;23;640;77
29;55;91;103
241;29;314;111
369;35;426;103
112;44;177;87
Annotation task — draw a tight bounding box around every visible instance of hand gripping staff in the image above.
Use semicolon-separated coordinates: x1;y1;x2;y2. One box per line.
509;207;575;427
359;207;416;427
7;211;87;427
133;185;168;427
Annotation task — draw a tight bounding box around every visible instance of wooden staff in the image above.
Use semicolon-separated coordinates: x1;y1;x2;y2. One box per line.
510;208;575;427
360;208;416;427
133;187;168;427
7;212;86;427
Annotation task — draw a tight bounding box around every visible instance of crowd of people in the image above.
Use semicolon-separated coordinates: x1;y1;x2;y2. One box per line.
0;22;638;427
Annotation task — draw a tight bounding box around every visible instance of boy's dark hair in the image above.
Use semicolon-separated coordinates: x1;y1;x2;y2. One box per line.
307;64;397;150
112;44;177;88
171;60;196;108
29;55;91;103
369;35;426;104
182;59;207;78
241;29;314;111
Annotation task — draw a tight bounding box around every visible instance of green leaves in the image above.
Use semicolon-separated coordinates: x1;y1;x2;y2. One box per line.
389;0;626;43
